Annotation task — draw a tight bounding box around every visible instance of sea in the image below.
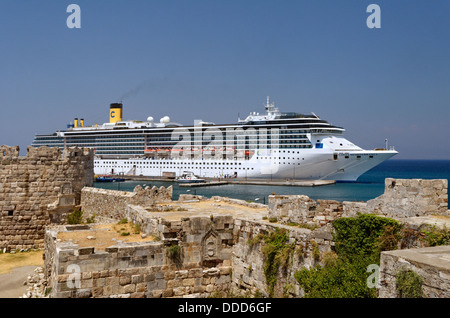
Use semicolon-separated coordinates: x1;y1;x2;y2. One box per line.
94;160;450;203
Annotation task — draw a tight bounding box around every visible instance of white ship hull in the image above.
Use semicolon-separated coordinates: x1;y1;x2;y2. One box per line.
94;149;397;182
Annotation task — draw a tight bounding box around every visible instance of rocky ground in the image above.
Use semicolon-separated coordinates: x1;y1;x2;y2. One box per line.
20;266;48;298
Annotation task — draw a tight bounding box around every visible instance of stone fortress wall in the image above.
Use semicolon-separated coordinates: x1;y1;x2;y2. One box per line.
44;177;448;298
268;178;448;228
80;185;173;222
0;146;94;252
1;146;448;298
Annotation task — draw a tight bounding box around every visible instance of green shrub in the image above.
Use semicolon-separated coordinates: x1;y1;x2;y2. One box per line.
294;254;376;298
310;240;320;261
85;213;96;224
167;244;182;267
247;233;265;249
117;218;128;225
421;225;450;247
67;208;83;225
133;223;141;234
332;213;403;261
120;232;130;236
396;269;423;298
167;244;181;258
268;217;278;223
295;213;403;298
260;228;294;297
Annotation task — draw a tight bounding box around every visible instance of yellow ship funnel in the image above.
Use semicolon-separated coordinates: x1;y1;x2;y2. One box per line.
80;118;84;127
110;103;123;124
74;118;78;128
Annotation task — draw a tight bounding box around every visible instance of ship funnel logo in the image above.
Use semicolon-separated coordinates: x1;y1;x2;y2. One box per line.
110;103;123;123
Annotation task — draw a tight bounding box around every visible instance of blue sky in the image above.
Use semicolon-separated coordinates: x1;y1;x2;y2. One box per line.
0;1;449;159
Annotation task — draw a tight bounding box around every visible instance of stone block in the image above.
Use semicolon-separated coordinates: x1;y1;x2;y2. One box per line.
136;283;147;293
162;288;174;297
74;288;92;298
167;279;182;288
131;274;144;284
105;276;119;286
119;275;131;286
175;270;189;279
182;278;195;287
92;287;103;297
189;268;203;278
122;284;136;294
151;289;163;298
173;286;187;296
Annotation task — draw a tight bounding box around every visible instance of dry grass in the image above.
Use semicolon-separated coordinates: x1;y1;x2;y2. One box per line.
57;223;155;250
0;250;44;275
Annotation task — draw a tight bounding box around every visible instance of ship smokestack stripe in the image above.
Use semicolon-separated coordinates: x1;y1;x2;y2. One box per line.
110;103;123;124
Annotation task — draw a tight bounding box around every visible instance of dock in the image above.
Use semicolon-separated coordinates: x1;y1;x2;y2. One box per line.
229;179;336;187
119;176;336;188
178;181;229;188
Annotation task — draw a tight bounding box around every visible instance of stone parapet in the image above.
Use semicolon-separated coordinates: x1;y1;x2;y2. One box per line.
344;178;448;218
378;246;450;298
81;185;172;221
268;195;343;227
44;224;231;298
269;179;448;227
0;146;93;251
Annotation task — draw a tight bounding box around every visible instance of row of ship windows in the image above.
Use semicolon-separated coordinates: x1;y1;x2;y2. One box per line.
67;139;144;142
61;140;312;147
70;136;145;139
96;149;311;165
97;161;244;166
151;135;309;141
35;130;311;142
97;157;305;166
33;141;63;144
95;144;312;151
95;145;314;155
68;145;145;148
148;139;311;143
99;166;256;170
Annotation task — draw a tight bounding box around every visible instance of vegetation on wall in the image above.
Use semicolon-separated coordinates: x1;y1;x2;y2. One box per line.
67;208;96;225
247;228;295;297
295;213;403;298
261;228;294;297
421;225;450;247
167;244;182;267
245;214;448;298
396;269;423;298
67;208;83;225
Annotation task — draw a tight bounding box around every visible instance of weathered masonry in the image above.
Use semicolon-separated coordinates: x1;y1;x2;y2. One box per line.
379;246;450;298
43;177;449;298
0;146;94;252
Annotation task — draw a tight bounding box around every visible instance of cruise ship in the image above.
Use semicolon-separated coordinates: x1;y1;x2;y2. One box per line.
31;97;397;181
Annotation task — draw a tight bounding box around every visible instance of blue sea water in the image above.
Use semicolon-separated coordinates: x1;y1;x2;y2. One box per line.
95;160;450;203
